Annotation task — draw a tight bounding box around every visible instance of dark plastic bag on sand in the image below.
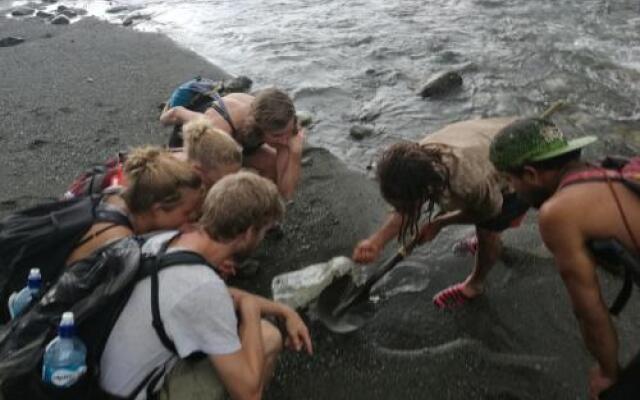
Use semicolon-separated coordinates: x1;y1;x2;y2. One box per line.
0;237;141;400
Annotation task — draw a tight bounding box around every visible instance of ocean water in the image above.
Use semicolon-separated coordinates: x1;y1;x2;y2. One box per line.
6;0;640;168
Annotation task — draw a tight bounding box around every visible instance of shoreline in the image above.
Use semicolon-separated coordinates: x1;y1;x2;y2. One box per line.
2;14;640;400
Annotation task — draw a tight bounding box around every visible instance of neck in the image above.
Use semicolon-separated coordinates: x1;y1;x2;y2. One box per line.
551;160;589;190
172;227;234;269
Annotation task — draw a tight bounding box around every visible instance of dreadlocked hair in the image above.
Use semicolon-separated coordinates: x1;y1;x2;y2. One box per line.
376;141;450;245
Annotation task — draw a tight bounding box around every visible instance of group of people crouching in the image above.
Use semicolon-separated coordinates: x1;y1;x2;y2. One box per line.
36;82;640;399
60;87;312;399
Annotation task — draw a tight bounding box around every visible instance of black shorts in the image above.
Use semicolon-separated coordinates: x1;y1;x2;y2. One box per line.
600;352;640;399
476;192;530;232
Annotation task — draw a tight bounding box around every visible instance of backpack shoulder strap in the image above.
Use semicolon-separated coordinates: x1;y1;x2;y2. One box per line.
140;234;217;354
210;93;238;135
559;167;624;190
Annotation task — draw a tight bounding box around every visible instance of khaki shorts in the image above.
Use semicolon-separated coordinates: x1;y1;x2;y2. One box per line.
159;357;226;400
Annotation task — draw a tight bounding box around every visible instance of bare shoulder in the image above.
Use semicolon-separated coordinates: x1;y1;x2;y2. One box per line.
538;185;595;241
225;92;254;105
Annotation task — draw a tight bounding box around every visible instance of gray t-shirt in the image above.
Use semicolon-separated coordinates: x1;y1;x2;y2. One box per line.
100;231;241;399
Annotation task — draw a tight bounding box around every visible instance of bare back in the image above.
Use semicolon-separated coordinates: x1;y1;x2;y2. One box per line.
203;93;254;141
547;181;640;257
65;196;133;265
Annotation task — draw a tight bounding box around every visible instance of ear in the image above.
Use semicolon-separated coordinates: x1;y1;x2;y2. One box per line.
521;165;539;184
150;202;165;216
218;259;237;280
192;162;205;177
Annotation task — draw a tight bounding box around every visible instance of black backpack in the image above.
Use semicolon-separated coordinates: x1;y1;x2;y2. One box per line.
0;233;212;400
0;195;132;323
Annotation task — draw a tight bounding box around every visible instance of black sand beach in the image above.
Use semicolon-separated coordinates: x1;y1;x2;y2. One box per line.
1;16;639;400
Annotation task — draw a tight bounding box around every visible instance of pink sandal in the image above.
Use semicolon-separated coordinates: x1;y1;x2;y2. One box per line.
433;283;473;309
452;235;479;257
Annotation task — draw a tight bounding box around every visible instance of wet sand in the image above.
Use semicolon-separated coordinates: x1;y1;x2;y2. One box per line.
1;16;639;400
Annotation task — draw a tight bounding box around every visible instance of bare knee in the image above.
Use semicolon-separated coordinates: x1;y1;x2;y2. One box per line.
260;319;283;357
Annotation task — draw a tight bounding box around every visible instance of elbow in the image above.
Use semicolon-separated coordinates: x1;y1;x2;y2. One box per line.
159;109;175;126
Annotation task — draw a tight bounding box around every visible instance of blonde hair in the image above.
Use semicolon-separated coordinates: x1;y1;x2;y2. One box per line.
183;118;242;170
200;171;284;241
122;146;202;214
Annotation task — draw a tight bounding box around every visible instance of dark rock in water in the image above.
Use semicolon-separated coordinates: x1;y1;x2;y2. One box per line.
122;11;150;26
350;125;375;140
359;108;381;123
58;9;78;18
297;110;314;127
42;0;57;3
50;15;70;25
420;71;463;98
36;10;54;19
56;5;68;11
106;5;134;14
0;36;25;48
301;156;314;167
223;75;253;93
11;7;35;17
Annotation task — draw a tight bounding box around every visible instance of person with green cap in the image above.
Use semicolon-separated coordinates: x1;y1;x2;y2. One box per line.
353;117;531;309
490;117;640;399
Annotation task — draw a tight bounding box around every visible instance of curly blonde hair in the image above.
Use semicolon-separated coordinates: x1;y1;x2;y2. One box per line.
122;146;202;213
183;118;242;170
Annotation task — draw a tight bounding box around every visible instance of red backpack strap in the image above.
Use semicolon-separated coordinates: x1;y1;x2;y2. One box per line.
559;167;623;190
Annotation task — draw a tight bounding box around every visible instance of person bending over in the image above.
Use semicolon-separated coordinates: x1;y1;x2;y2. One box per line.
66;146;203;265
65;118;241;199
490;118;639;399
99;171;312;400
160;88;304;200
352;117;530;309
179;117;243;189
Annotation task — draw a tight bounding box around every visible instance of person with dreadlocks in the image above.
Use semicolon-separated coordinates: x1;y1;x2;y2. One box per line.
352;117;531;309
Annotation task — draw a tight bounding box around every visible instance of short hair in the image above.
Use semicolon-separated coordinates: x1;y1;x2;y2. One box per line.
200;171;285;241
122;146;202;213
251;88;296;134
183;117;242;170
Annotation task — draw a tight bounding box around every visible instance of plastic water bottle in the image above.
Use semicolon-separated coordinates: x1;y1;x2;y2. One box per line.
42;312;87;388
7;268;41;319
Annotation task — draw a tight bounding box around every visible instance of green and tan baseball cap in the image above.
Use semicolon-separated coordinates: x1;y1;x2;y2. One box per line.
490;118;597;171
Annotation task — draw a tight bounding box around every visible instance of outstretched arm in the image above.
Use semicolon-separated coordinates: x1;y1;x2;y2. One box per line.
159;105;203;126
229;288;313;355
539;206;619;390
352;211;403;263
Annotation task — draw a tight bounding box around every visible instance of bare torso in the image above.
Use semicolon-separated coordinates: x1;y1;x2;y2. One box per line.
545;180;640;257
202;93;254;142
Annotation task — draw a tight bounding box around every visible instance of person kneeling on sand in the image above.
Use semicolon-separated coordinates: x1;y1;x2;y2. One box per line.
490;118;640;399
178;117;243;189
99;171;313;400
160;88;304;200
66;146;204;265
65;118;241;198
352;117;530;309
